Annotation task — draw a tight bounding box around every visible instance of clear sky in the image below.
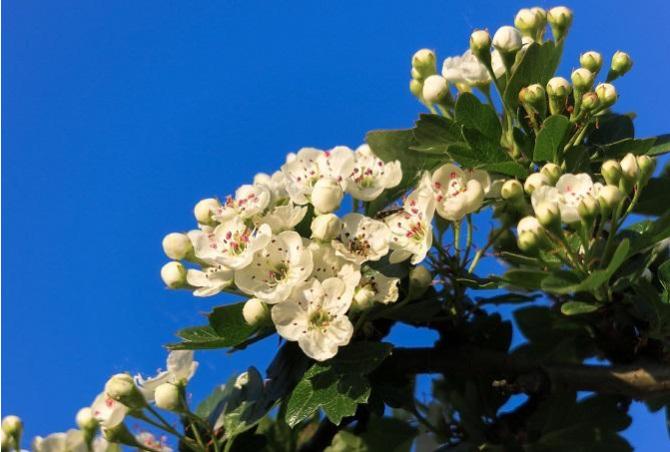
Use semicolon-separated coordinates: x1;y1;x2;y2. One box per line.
3;0;670;449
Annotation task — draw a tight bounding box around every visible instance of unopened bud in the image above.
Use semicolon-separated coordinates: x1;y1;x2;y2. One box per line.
76;408;98;432
519;84;546;112
610;51;633;77
194;198;220;225
637;155;656;184
0;430;9;450
501;179;524;200
581;92;600;112
352;285;376;311
492;26;523;54
242;298;269;326
154;383;183;412
469;30;491;62
535;201;561;230
577;195;599;222
601;160;622;185
517;216;543;235
409;79;423;98
580;51;603;74
311;214;342;242
162;233;193;260
102;423;140;447
422;75;450;104
515;8;541;37
409;265;432;298
595;83;617;108
571;68;594;92
546;77;571;98
161;261;187;289
411;49;437;79
518;231;540;253
311;177;344;214
1;416;22;441
540;163;561;184
524;173;550;194
620;153;639;181
597;185;623;211
547;6;573;41
104;374;147;410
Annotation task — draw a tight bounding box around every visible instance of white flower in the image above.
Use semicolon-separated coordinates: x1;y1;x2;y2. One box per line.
531;173;602;223
255;202;307;233
136;432;172;452
311;177;344;213
134;351;198;402
235;230;313;304
332;213;391;265
254;170;289;203
354;267;400;308
308;242;362;294
431;164;485;221
33;430;87;452
91;393;128;429
385;176;435;264
213;183;271;221
492;26;523;53
186;265;234;297
442;51;490;86
271;278;354;361
346;144;402;201
189;218;272;269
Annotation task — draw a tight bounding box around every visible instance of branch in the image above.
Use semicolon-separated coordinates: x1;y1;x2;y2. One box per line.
383;346;670;399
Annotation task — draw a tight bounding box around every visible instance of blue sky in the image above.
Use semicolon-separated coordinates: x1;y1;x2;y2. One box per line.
3;0;669;448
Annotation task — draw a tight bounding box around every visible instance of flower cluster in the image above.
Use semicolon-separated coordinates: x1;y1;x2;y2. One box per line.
160;142;494;361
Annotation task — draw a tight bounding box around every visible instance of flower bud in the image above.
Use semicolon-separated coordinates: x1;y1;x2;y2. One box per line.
547;6;573;41
492;26;523;54
501;179;524;200
597;185;623;211
546;77;571;98
469;30;492;63
637;155;656;184
242;298;269;326
518;231;540;253
311;213;342;242
102;423;140;447
539;163;560;184
352;285;376;311
535;201;561;230
601;160;622;186
515;8;541;36
411;49;437;79
577;195;599;222
1;430;9;451
160;261;187;289
154;383;183;412
580;92;600;112
409;79;423;98
519;84;546;112
162;233;193;260
105;374;147;410
610;51;633;77
422;75;450;104
1;416;22;441
524;173;550;194
193;198;220;225
580;51;603;74
517;216;543;235
409;265;432;298
571;68;594;92
311;177;343;214
595;83;617;108
410;67;421;80
620;153;639;181
76;408;98;432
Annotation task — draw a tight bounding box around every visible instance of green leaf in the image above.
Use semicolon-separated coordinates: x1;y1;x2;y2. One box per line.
588;113;635;145
594;137;656;160
504;41;562;110
542;240;630;294
533;115;570;162
659;260;670;294
454;92;501;143
502;268;550;290
167;325;233;350
623;212;670;255
325;431;367;452
461;127;528;178
326;342;393;374
411;114;464;153
561;301;599;316
634;177;670;216
365;128;443;215
195;385;226;418
648;133;670;156
208;302;258;347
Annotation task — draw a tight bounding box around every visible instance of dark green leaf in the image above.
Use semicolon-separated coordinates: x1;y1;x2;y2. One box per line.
208;302;258;347
502;268;550;290
504;41;562;110
195;385;226;418
461;127;528;177
648;134;670;156
561;301;599;316
588;113;635;145
623;212;670;255
167;325;233;350
634;177;670;216
454;92;501;143
533;115;571;162
411;114;464;153
593;137;656;160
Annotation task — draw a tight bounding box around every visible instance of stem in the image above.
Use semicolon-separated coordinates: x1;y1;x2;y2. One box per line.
453;220;461;259
467;227;506;274
462;215;474;266
146;406;182;438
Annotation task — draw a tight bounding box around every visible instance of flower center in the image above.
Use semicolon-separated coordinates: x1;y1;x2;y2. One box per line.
348;235;372;256
309;309;332;329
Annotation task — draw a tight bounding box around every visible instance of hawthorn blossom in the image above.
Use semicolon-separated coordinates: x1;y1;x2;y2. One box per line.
136;432;172;452
134;351;198;402
186;265;234;297
189;218;272;269
346;144;402;201
353;267;400;308
235;231;314;304
531;173;603;223
442;50;490;86
431;164;486;221
385;176;435;264
271;278;354;361
212;183;271;221
332;213;391;265
32;430;87;452
253;170;289;203
91;393;128;429
254;202;307;233
309;241;362;301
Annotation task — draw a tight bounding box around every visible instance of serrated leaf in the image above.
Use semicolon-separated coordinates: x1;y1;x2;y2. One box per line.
533;115;570;162
623;212;670;255
411;114;464;153
504;41;562;110
588;113;635;145
208;302;258;347
634;177;670;216
194;385;226;418
648;134;670;156
461;127;528;178
454;92;501;143
593;137;656;160
561;301;599;316
167;325;232;350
